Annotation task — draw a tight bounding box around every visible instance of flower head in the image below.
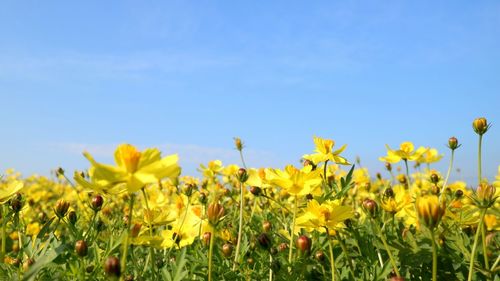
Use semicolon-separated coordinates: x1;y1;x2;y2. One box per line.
303;136;350;165
379;142;427;163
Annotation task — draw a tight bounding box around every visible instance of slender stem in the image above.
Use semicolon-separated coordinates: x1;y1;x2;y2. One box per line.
491;254;500;271
404;159;411;188
268;254;273;281
478;134;482;185
141;188;156;278
120;194;135;280
1;205;7;262
372;220;400;277
288;196;298;263
431;229;438;281
233;181;245;270
441;150;454;196
468;208;487;281
208;230;215;281
323;160;329;184
338;235;355;279
239;150;247;169
481;220;489;270
327;235;336;281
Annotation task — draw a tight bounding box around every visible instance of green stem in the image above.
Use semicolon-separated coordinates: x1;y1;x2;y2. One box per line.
1;205;7;262
208;229;215;281
239;150;247;169
372;220;400;277
481;220;489;270
323;160;329;184
338;235;355;279
478;134;482;185
288;196;298;263
233;181;245;271
431;229;438;281
327;235;336;281
467;208;487;281
269;254;273;281
120;194;135;280
141;188;156;278
441;149;454;196
404;159;411;188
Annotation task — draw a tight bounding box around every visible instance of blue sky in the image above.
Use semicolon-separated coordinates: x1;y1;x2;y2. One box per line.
0;1;499;183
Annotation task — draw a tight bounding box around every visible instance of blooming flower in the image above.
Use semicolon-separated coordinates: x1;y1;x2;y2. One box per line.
379;141;427;163
303;136;349;165
75;144;181;194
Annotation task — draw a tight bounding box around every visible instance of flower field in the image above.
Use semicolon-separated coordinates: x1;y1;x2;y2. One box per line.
0;118;498;281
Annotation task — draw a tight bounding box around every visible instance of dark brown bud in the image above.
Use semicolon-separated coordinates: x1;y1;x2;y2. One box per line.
250;186;262;196
315;251;325;262
257;233;272;250
199;192;207;204
56;167;65;176
54;199;70;219
430;173;439;184
67;211;77;225
75;240;88;257
104;256;121;278
262;220;272;232
385;162;392;171
455;189;464;199
448;137;459;150
202;232;211;246
278;242;288;252
10;193;23;212
131;223;142;238
222;243;233;258
91;194;104;211
362;199;378;217
237;168;248;183
384;188;394;198
296;235;311;254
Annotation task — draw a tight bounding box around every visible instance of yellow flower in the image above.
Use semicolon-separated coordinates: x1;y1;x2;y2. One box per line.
416;148;443;164
199;160;223;179
266;165;322;196
0;180;23;204
380;186;412;218
379;142;426;163
416;195;445;229
303;136;349;165
296;199;353;232
75;144;181;194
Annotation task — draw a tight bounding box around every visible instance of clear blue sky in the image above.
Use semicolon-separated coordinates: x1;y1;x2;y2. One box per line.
1;1;499;183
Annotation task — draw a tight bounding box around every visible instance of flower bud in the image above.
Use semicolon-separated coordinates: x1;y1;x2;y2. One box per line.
473;117;490;135
131;223;142;238
315;250;325;262
477;184;496;206
202;232;211;246
75;240;88;257
54;199;70;219
250;186;262;196
237;168;248;183
278;242;288;252
448;137;459;150
455;189;464;199
67;211;77;225
199;192;207;204
430;173;439;184
416;195;445;229
234;137;243;151
296;235;311;254
207;202;225;226
262;220;272;232
222;243;233;258
257;233;272;250
91;194;104;212
104;256;121;278
376;173;382;181
362;199;378;217
385;162;392;172
182;184;195;197
384;188;394;198
56;167;65;176
9;193;23;212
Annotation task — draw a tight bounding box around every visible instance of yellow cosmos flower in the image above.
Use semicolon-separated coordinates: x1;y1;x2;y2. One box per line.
296;199;353;232
416;195;446;229
0;180;23;204
380;186;411;215
266;165;322;196
303;136;349;165
379;142;427;163
199;160;223;179
416;148;443;164
75;144;181;194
